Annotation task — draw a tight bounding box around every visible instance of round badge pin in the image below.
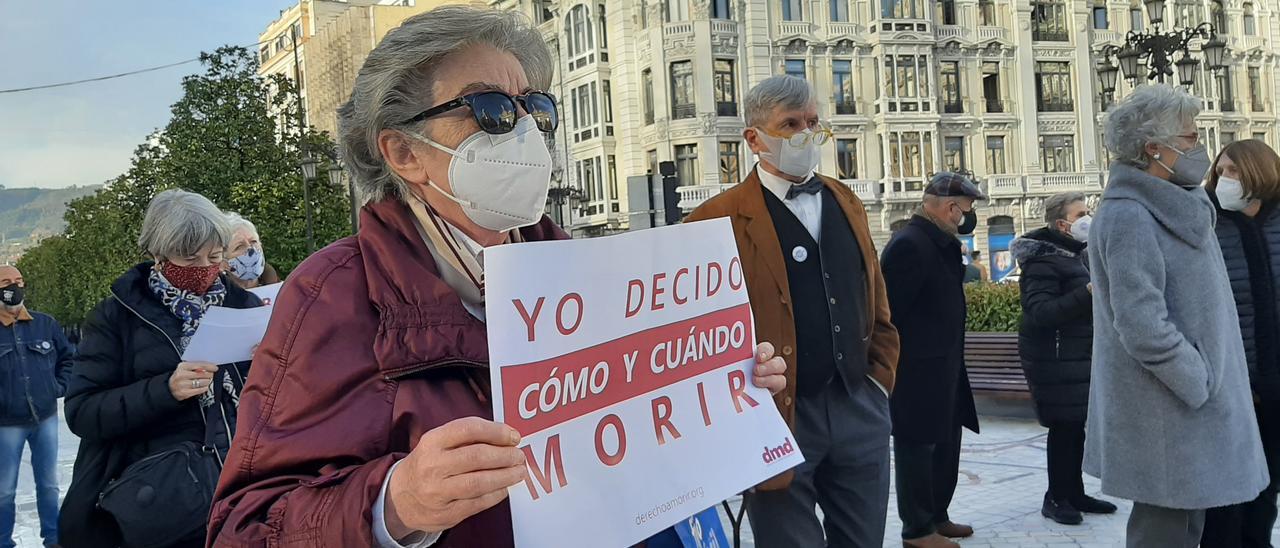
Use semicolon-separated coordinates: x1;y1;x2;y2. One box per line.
792;246;808;263
42;342;50;350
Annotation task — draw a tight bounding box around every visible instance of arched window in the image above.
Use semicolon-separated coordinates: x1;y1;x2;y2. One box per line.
566;5;594;61
598;4;609;61
1244;2;1256;35
1211;0;1228;33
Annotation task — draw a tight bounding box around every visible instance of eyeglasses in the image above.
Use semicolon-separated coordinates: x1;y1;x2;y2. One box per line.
759;121;834;147
402;90;559;135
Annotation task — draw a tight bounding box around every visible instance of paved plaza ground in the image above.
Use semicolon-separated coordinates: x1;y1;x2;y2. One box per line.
9;408;1278;546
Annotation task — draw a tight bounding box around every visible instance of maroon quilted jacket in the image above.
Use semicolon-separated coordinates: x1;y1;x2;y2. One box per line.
207;198;568;547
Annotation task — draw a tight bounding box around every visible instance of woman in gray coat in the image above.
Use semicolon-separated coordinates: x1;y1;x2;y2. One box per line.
1088;85;1269;547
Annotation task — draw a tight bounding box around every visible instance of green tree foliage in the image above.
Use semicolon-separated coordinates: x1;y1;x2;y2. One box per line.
964;282;1023;332
17;46;353;326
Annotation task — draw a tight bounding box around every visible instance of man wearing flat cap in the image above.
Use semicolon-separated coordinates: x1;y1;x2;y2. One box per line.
880;172;984;548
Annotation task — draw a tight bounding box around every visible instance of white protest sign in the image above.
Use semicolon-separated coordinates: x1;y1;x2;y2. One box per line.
486;218;804;548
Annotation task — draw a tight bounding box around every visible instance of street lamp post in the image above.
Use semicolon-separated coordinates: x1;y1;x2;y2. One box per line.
299;153;318;253
329;163;358;233
1095;0;1229;95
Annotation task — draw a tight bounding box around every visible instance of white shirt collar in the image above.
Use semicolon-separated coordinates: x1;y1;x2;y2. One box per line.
444;222;487;265
756;164;816;202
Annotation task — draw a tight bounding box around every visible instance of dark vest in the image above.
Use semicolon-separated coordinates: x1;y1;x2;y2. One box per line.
762;186;870;396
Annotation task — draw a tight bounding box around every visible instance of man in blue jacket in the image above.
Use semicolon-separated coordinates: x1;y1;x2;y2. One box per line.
0;265;72;548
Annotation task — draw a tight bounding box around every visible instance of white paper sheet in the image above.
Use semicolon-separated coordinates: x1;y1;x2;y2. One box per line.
248;282;282;305
180;305;273;364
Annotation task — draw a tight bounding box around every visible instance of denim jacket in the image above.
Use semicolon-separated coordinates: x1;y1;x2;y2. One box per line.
0;310;73;426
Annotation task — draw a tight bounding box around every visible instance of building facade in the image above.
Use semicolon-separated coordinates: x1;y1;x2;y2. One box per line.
489;0;1280;275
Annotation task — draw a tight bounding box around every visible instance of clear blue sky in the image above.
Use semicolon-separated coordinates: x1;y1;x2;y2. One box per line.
0;1;296;189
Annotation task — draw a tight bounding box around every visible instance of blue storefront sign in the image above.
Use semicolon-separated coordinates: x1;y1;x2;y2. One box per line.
988;233;1016;281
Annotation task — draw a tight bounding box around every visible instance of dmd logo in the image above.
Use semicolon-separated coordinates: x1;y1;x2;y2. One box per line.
761;437;795;464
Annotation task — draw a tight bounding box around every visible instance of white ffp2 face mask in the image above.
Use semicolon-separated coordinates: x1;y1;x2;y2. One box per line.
754;128;820;178
408;115;553;232
1216;176;1251;211
1068;215;1092;242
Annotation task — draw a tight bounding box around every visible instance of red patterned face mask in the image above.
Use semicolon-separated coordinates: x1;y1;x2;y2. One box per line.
160;262;223;294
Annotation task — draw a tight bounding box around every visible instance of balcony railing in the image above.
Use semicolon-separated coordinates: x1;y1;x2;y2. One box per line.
829;22;861;37
1032;28;1069;42
664;22;693;37
1092;30;1124;44
842;180;881;203
1244;35;1267;51
1037;101;1075;113
937;26;966;40
977;26;1008;41
711;20;738;34
777;21;813;37
834;100;857;115
672;104;696;120
942;100;964;114
988;175;1024;196
1026;172;1102;192
984;98;1008;113
1222;99;1238;112
717;102;738;117
676;184;736;210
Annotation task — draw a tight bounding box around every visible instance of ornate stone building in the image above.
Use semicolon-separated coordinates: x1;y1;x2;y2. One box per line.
493;0;1280;273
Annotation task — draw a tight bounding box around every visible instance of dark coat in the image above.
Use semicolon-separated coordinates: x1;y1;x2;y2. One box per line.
0;310;73;426
1011;228;1092;426
207;200;568;548
881;215;979;444
1213;203;1280;399
60;263;261;548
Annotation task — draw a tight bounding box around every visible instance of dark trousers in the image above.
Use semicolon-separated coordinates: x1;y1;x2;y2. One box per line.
894;426;963;540
1046;421;1086;502
746;377;892;548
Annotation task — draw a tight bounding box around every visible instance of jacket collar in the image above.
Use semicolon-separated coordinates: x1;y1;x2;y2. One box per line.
0;306;31;327
1104;163;1215;247
909;214;958;250
1011;227;1085;262
355;199;570;375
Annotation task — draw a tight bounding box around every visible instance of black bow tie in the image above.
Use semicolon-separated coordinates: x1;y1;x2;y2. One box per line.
785;177;823;200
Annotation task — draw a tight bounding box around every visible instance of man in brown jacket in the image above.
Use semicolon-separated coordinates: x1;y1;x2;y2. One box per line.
685;76;899;548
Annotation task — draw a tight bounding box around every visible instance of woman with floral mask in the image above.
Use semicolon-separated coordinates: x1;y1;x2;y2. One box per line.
223;212;280;290
59;189;262;547
1088;84;1268;547
207;7;788;548
1202;139;1280;547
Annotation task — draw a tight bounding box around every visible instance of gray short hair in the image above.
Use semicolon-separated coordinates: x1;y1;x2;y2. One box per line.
337;6;553;204
224;212;258;240
138;189;232;260
744;75;815;127
1103;85;1201;168
1044;191;1086;225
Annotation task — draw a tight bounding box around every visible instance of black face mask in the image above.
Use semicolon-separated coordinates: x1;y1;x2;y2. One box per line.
0;284;23;307
957;209;978;235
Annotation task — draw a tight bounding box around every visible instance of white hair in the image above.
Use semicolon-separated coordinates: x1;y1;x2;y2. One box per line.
1103;85;1201;168
224;212;259;240
138;189;232;260
336;6;553;205
744;75;815;127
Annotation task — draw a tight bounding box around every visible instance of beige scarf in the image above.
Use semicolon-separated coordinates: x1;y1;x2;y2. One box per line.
405;194;523;315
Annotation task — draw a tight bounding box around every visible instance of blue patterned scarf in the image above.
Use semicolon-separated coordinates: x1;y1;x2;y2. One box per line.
148;267;227;351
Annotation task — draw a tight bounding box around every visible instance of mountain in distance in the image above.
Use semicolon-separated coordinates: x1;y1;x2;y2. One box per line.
0;185;101;245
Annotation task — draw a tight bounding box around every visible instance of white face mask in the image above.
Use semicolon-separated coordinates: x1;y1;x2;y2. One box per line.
753;128;820;178
1067;215;1092;242
408;115;553;232
1216;176;1251;211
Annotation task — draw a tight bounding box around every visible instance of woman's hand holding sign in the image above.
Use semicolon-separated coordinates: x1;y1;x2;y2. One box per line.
384;342;787;541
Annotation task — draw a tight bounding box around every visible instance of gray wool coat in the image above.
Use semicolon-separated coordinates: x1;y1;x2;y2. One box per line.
1084;163;1270;509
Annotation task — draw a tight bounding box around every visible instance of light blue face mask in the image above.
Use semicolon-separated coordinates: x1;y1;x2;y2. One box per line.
229;246;265;281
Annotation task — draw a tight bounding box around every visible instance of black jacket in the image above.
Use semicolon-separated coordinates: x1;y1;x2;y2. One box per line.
881;216;979;444
1214;203;1280;400
1012;228;1092;426
60;263;260;548
0;310;74;426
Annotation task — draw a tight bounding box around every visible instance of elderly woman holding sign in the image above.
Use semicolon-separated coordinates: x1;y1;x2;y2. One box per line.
207;6;786;548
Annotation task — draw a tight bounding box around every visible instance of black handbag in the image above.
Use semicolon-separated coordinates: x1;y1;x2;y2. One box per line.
98;385;232;548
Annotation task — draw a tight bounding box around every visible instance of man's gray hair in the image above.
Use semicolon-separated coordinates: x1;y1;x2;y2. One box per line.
1044;191;1086;225
337;6;553;205
1103;84;1201;168
138;189;232;260
225;212;258;239
744;75;815;127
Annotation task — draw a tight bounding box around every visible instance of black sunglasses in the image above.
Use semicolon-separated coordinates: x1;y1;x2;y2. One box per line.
402;90;559;135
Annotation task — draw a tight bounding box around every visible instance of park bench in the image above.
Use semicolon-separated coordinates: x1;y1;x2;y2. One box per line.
964;332;1030;399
